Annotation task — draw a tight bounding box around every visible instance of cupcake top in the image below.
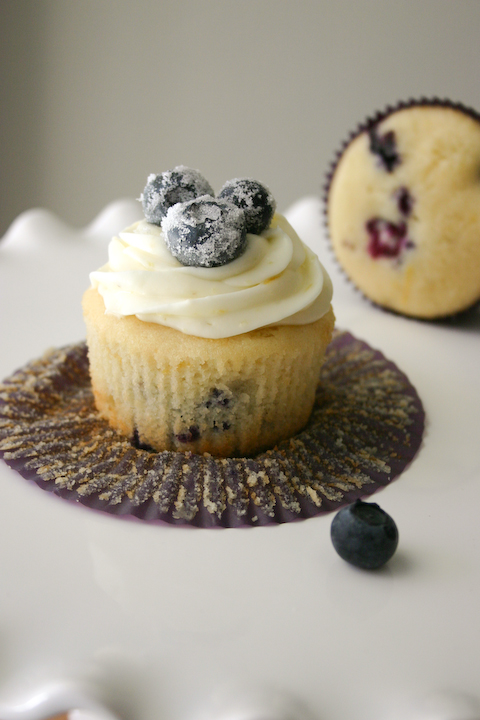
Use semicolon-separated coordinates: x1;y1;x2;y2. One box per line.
90;168;333;338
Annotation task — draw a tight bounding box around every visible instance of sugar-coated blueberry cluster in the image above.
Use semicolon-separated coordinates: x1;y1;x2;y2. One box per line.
141;167;276;268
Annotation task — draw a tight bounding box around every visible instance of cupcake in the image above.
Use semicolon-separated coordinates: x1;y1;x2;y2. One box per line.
325;99;480;318
83;168;334;457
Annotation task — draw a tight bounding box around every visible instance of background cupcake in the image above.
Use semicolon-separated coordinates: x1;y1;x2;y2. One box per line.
325;99;480;319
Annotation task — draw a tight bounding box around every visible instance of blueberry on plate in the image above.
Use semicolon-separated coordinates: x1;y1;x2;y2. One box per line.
217;178;276;235
141;166;214;225
162;195;247;267
330;499;399;570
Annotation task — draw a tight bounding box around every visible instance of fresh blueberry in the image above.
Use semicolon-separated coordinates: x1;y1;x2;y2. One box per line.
162;196;247;267
368;127;400;172
217;178;276;235
331;499;399;570
366;217;412;259
141;166;214;225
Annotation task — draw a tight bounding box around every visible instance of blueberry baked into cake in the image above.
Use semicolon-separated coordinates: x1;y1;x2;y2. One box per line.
326;99;480;318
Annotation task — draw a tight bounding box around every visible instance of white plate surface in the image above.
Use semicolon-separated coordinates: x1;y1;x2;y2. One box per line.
0;197;479;720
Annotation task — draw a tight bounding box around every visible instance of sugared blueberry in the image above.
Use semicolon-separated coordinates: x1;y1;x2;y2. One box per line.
368;127;400;172
217;178;276;235
331;499;399;570
141;166;214;225
162;196;247;267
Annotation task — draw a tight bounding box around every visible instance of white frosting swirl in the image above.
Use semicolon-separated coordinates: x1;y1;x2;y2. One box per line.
90;213;333;339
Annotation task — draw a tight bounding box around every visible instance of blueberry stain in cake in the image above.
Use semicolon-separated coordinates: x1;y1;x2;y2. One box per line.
331;499;399;570
131;428;156;453
204;389;234;432
368;127;400;172
162;196;247;267
366;218;414;259
176;425;201;444
141;166;214;225
394;186;414;217
212;420;231;432
217;178;276;235
204;387;231;409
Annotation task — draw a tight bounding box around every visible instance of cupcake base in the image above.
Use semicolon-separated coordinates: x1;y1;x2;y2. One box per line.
0;331;424;528
83;287;335;457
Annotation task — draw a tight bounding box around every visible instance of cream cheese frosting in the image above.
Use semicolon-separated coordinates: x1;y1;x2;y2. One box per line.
90;213;333;339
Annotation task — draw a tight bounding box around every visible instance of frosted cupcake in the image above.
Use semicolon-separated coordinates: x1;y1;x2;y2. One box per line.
83;168;334;456
326;99;480;318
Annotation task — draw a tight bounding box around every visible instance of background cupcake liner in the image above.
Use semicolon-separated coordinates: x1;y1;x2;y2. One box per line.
0;331;425;528
321;97;480;318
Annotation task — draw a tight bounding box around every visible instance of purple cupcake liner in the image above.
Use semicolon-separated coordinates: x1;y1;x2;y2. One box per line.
0;332;425;528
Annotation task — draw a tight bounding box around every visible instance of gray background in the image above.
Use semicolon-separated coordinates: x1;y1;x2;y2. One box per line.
2;0;480;236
